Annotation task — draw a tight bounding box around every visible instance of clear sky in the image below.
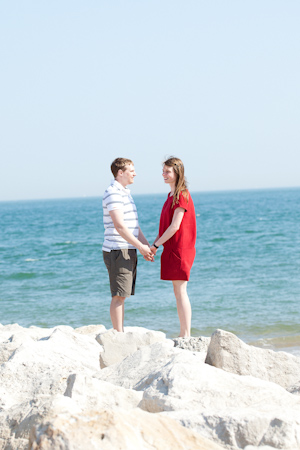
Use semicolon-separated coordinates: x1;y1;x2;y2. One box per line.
1;1;299;201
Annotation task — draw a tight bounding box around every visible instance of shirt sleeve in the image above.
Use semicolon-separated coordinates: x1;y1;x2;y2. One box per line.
173;192;189;212
104;191;124;212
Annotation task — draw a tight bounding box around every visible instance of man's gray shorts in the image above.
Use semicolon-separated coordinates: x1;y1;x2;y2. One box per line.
103;249;137;298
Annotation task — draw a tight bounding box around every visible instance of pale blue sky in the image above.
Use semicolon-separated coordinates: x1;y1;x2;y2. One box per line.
1;1;299;201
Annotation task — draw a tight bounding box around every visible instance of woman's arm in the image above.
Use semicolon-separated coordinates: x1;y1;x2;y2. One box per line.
148;233;160;257
150;207;185;254
153;233;160;245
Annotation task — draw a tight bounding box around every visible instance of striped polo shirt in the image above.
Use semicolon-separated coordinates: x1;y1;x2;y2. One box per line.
102;180;139;252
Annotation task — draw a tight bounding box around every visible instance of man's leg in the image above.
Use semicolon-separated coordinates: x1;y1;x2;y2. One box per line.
104;249;137;332
172;280;191;337
110;295;126;332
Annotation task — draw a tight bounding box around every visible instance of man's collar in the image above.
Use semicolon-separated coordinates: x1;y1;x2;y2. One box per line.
112;179;130;194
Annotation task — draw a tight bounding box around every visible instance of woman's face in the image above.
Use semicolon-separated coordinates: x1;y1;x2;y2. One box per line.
162;165;177;185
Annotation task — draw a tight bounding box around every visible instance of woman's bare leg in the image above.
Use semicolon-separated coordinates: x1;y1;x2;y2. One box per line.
172;280;191;337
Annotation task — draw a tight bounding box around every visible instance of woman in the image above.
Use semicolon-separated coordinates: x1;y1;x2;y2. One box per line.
150;157;196;337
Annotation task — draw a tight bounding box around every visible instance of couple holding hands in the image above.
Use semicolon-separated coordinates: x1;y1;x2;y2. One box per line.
102;156;196;337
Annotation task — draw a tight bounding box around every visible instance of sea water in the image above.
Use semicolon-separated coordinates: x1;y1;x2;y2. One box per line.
1;188;299;354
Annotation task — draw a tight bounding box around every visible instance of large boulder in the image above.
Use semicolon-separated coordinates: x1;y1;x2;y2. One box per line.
0;330;34;365
74;324;106;339
173;336;211;362
164;408;300;450
97;327;168;368
1;323;300;450
0;395;81;450
0;324;50;365
205;329;300;391
98;341;300;449
97;340;181;389
0;327;102;410
139;350;300;413
0;324;98;365
245;447;281;450
0;324;27;342
288;381;300;395
28;408;224;450
64;373;143;410
145;352;300;449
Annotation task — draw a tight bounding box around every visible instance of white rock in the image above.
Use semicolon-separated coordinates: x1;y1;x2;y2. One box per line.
245;447;278;450
74;324;106;339
27;325;74;340
173;335;211;350
98;342;300;449
0;323;25;343
288;381;300;395
96;327;168;368
28;407;224;450
64;373;143;410
0;395;81;450
97;340;179;389
0;325;88;364
144;351;300;449
173;336;211;362
0;327;101;410
124;326;160;332
139;350;300;412
0;331;34;365
2;323;300;450
206;329;300;391
165;408;300;450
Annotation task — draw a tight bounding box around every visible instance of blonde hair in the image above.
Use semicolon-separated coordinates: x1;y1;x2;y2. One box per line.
163;156;188;208
111;158;133;178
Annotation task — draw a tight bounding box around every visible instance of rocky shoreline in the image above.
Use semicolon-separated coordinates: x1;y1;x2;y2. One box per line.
0;323;300;449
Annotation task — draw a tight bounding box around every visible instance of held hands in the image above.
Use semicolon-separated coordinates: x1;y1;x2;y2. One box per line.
139;244;155;261
150;245;157;256
144;245;158;262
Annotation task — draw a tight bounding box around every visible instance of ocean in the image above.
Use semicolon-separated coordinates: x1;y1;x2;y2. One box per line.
1;188;300;355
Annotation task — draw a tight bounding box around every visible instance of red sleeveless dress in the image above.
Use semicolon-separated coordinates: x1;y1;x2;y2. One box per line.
159;191;196;281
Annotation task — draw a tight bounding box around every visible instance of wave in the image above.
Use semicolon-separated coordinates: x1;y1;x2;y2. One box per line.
54;241;78;246
249;335;300;351
210;238;226;243
8;272;37;280
25;258;39;262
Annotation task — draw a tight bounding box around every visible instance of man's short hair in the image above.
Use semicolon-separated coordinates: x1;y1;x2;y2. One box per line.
111;158;133;178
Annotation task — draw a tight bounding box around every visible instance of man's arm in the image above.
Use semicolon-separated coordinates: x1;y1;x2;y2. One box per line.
109;209;153;259
138;227;150;246
139;227;155;261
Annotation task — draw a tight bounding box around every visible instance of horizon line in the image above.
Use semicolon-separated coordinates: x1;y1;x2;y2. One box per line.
1;185;299;204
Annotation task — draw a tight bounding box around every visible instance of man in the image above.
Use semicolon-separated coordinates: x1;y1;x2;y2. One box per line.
102;158;153;332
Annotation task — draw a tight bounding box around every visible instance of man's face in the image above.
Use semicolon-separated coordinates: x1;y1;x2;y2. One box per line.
119;164;136;186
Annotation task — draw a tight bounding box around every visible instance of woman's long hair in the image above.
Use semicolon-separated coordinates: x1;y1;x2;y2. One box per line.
163;156;188;208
